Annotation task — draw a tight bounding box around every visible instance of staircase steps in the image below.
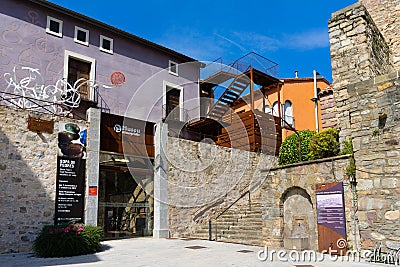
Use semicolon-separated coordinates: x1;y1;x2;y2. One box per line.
207;74;250;121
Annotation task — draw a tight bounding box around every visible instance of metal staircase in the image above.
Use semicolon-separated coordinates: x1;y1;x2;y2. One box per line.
199;52;279;122
207;73;250;121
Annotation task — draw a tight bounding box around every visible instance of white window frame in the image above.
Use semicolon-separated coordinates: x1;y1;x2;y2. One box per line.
163;81;184;121
46;16;63;37
169;60;179;76
99;35;113;54
74;26;89;46
63;50;96;100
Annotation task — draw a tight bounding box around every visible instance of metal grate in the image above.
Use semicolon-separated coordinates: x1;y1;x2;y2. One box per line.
237;250;254;253
185;246;207;250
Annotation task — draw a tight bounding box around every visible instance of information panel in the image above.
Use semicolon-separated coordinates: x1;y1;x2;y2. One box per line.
54;122;87;224
316;182;347;254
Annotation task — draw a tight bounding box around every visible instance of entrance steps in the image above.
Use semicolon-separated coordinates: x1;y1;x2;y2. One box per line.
188;202;264;246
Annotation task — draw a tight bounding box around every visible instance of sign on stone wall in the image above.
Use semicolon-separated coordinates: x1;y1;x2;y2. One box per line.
54;122;87;224
316;182;347;254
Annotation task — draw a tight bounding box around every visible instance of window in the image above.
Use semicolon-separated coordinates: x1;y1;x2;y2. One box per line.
100;35;113;54
264;104;272;115
272;101;279;117
63;51;96;101
283;100;294;127
169;60;178;76
163;81;184;121
74;26;89;46
46;16;63;37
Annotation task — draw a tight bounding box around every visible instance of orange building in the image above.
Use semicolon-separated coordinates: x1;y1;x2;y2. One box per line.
234;72;331;140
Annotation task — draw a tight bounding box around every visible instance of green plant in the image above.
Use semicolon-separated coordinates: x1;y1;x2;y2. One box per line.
309;128;340;160
346;156;356;178
33;222;103;258
278;130;316;165
372;129;380;136
340;138;353;155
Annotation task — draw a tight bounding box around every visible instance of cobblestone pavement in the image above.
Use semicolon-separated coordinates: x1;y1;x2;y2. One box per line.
0;237;391;267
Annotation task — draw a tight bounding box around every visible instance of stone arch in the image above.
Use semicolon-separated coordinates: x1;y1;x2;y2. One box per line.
279;186;316;250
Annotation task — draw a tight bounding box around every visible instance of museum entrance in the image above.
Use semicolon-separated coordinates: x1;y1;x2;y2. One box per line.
98;113;155;239
98;153;154;238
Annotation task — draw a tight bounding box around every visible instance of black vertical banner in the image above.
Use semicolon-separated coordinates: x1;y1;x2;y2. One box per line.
55;157;86;224
54;122;87;225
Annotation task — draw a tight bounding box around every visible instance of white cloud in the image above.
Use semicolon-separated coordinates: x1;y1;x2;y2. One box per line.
156;27;329;62
232;29;329;52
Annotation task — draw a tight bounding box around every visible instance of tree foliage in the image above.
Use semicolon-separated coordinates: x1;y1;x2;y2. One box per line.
278;130;316;165
309;128;340;160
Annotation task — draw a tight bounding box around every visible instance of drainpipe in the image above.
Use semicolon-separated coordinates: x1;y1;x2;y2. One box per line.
313;70;319;133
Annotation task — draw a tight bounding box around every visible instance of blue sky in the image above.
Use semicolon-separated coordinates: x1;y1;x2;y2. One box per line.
48;0;357;82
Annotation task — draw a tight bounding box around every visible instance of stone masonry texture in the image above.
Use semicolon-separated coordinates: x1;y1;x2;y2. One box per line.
167;136;357;251
335;72;400;251
167;137;276;238
0;106;89;253
361;0;400;68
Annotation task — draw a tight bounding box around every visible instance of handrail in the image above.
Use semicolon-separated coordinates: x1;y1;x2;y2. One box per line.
215;190;250;220
208;190;251;241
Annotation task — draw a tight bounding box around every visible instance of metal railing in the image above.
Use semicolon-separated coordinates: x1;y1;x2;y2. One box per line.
201;52;279;81
91;86;111;113
208;190;251;241
0;91;86;120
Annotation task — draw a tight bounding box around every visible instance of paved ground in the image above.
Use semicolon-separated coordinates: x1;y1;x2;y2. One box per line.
0;237;391;267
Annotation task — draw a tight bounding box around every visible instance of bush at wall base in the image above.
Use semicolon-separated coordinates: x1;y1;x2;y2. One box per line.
33;222;103;257
278;130;316;165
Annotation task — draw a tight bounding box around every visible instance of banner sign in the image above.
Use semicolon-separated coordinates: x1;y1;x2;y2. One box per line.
54;122;87;224
316;182;347;254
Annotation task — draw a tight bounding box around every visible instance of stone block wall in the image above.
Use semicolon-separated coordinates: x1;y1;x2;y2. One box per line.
167;137;276;237
361;0;400;68
336;71;400;251
319;89;338;130
329;2;393;142
261;156;356;250
329;2;392;90
166;136;358;252
0;106;89;253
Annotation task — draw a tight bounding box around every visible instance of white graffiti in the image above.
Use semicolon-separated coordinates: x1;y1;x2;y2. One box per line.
1;65;116;116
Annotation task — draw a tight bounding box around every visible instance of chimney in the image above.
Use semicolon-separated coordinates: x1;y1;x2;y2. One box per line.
294;70;298;78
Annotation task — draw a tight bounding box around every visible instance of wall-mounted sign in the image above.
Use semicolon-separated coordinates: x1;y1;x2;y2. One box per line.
113;123;141;136
316;182;347;254
27;116;54;133
54;122;87;224
100;113;154;157
89;186;98;196
110;72;125;85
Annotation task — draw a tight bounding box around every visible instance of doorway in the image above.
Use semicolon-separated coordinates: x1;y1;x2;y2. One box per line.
98;155;154;239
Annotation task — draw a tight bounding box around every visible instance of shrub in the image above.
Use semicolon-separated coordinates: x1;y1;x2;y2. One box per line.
278;130;316;165
340;138;353;155
33;222;103;257
309;128;340;160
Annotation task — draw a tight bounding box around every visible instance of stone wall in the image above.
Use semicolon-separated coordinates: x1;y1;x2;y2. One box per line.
329;3;392;90
329;2;393;142
166;136;358;252
335;71;400;251
166;137;276;237
361;0;400;68
0;106;89;253
319;89;338;130
261;156;356;250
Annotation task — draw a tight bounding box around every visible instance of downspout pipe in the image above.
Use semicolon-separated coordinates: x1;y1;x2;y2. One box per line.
313;70;319;133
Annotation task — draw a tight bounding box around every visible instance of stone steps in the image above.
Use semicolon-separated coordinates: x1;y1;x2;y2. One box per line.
188;201;264;246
